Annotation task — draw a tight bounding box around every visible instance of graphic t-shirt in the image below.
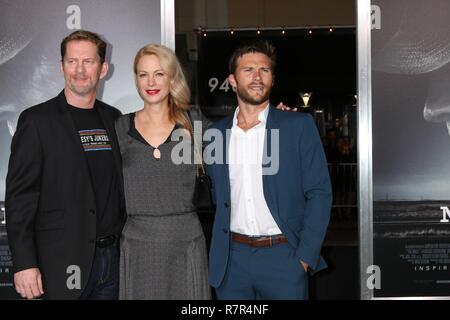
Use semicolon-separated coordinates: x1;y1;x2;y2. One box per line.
68;104;122;238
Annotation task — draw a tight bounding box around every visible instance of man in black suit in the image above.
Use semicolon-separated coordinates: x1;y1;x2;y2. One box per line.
5;30;125;299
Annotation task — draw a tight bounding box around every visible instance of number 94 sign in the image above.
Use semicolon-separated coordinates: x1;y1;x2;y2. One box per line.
208;77;236;93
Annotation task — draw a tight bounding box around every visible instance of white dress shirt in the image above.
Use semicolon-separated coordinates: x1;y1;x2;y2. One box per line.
228;104;282;236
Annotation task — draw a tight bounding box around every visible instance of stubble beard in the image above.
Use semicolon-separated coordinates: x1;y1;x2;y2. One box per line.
68;77;97;97
236;85;271;106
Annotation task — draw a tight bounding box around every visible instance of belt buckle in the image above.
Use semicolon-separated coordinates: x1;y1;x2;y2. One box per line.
97;237;108;247
97;235;116;247
252;235;272;247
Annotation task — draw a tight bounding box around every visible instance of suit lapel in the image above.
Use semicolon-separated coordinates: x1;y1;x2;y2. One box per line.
220;116;234;200
262;106;280;221
55;91;96;197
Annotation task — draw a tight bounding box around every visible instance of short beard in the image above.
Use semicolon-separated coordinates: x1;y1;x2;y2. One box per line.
236;86;271;106
68;83;96;96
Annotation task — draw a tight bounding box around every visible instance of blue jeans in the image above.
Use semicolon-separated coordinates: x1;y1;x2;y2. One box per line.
78;244;119;300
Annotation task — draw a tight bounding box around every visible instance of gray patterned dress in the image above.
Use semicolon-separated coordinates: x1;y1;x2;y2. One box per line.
115;112;210;300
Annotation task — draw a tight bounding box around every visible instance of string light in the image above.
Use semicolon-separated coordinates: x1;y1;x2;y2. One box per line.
197;26;341;38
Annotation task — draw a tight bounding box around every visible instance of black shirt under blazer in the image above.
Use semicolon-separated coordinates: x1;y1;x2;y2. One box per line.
5;91;125;299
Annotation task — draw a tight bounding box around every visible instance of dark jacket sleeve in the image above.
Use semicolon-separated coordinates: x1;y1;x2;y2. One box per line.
296;114;332;270
5;110;43;273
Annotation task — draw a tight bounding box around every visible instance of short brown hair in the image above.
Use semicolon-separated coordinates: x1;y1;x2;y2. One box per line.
60;30;107;63
228;40;276;74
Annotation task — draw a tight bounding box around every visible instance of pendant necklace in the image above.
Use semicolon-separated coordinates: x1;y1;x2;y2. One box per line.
153;146;161;160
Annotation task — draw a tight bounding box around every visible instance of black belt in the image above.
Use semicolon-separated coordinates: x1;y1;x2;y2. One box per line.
96;234;119;248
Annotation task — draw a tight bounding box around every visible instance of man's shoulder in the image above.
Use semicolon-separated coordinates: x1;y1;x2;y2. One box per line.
96;100;122;119
21;95;62;119
270;107;312;123
268;108;314;133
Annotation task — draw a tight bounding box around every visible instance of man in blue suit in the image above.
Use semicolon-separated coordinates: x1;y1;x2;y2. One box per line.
205;41;332;299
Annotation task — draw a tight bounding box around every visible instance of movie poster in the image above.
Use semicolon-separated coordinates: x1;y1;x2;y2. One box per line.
372;0;450;297
0;0;164;298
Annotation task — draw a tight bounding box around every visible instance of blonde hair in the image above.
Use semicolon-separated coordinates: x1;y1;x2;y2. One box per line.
134;44;192;133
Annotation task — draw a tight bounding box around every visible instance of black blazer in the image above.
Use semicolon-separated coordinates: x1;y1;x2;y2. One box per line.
5;91;125;299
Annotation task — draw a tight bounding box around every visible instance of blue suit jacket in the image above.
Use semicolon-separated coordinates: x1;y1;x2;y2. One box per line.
205;106;332;288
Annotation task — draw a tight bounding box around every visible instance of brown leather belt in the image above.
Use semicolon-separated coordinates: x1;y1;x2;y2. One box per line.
231;232;288;247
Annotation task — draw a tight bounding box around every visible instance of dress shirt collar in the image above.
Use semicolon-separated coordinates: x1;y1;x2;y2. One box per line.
232;103;270;129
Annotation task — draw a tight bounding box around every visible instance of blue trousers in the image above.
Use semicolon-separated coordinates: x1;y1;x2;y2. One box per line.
215;241;308;300
78;245;119;300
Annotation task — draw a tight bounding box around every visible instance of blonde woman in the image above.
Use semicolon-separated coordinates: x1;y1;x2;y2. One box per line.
115;44;210;299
